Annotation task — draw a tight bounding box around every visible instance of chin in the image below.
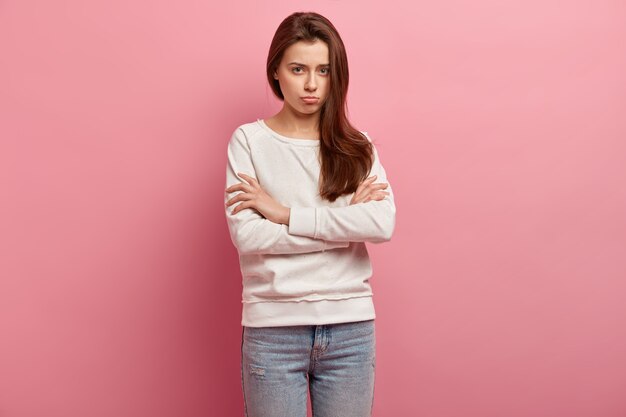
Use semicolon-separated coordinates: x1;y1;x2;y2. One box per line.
301;108;321;115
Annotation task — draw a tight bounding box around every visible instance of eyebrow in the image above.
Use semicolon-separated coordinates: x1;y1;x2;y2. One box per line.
287;62;330;67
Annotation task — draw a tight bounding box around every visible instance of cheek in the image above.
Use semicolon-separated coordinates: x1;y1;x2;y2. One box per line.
282;77;300;93
322;79;331;93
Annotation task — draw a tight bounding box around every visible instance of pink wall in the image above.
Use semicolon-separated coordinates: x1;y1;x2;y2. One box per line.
1;0;625;416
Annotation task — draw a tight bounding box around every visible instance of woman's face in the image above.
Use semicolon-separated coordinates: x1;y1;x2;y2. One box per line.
273;39;330;116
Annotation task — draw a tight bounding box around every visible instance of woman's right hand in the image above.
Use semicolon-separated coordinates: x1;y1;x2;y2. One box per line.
349;175;390;205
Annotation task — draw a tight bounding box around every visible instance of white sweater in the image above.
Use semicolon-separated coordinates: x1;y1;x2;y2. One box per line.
224;119;396;327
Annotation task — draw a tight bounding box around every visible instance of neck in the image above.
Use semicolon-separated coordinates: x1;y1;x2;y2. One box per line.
274;106;320;134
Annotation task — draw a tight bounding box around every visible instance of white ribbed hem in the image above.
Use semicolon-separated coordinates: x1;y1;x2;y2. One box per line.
288;206;317;238
241;296;376;327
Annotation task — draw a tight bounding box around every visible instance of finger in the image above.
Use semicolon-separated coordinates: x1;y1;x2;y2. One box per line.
225;183;254;193
352;190;373;204
350;190;365;205
356;175;377;189
353;188;368;202
354;175;378;199
232;201;252;214
226;192;251;207
355;189;389;205
370;191;390;200
373;191;390;199
363;183;388;195
238;173;259;187
369;183;389;191
225;182;243;192
354;183;366;198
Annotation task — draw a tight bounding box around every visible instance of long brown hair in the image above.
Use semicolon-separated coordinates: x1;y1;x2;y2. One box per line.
266;11;374;202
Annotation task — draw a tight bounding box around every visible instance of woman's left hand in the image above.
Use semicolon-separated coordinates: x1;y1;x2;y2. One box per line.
225;173;290;225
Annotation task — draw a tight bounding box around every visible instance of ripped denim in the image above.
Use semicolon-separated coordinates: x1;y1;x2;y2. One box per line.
240;319;376;417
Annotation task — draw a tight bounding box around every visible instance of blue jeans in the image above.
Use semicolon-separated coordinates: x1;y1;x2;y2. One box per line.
240;319;376;417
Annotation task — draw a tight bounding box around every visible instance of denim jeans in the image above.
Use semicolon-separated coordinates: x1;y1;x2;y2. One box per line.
240;319;376;417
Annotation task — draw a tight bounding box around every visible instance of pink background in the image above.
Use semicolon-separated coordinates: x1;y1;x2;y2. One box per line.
1;0;625;416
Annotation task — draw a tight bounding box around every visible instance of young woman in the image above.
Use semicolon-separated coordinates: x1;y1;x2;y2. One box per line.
224;11;396;417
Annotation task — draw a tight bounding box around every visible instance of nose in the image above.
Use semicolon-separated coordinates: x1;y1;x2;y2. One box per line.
305;73;317;91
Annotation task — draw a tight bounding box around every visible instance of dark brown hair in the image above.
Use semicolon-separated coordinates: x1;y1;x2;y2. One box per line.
266;11;374;202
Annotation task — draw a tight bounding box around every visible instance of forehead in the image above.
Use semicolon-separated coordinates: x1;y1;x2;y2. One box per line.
282;39;329;64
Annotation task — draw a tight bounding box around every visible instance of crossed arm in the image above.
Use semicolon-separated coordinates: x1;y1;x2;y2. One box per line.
224;128;396;255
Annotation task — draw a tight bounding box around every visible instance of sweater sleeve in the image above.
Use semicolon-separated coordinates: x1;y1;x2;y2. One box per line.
224;127;350;255
288;133;396;243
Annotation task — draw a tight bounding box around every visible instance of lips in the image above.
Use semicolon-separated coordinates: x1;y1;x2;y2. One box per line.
301;97;319;104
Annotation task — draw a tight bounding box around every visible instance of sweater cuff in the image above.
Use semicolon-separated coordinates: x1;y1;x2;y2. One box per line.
288;207;317;237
